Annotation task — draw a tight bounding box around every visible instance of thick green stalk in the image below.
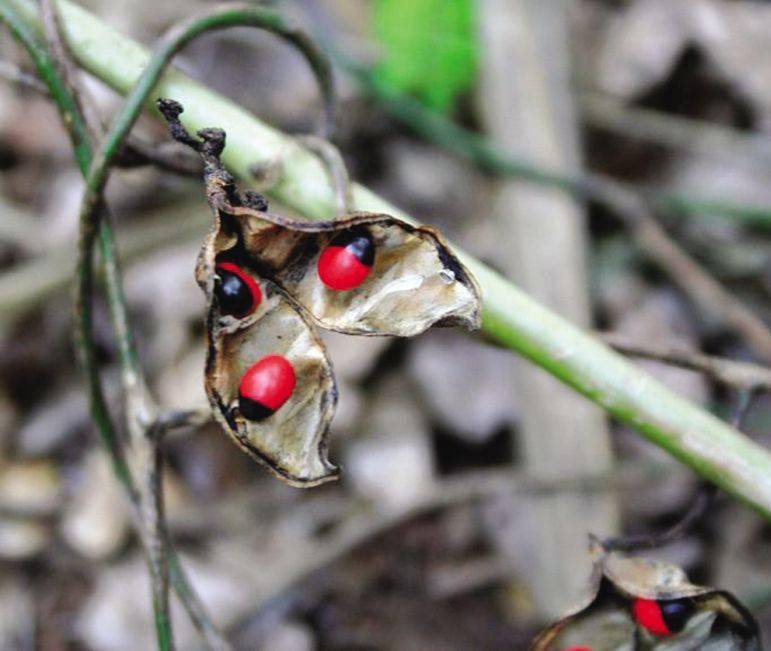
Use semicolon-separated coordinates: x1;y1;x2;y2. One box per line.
6;0;771;520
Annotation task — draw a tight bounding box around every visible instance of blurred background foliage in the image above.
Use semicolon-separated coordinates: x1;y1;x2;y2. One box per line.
372;0;477;112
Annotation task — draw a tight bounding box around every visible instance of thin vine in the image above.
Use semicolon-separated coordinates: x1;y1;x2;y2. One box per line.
1;1;338;649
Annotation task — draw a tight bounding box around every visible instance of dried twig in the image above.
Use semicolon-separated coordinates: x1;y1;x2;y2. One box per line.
600;332;771;391
602;484;717;554
154;408;211;433
113;138;202;176
621;199;771;363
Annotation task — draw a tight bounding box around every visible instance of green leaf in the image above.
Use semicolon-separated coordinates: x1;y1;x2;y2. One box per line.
373;0;477;112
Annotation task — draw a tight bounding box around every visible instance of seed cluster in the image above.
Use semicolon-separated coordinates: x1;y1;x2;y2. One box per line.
215;232;376;422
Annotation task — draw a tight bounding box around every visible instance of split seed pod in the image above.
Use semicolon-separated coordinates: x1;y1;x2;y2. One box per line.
203;244;337;486
158;99;481;486
228;211;480;336
532;544;760;651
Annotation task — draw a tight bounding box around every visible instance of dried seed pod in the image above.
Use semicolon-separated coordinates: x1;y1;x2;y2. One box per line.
531;545;760;651
199;214;338;487
157;99;482;485
223;207;481;336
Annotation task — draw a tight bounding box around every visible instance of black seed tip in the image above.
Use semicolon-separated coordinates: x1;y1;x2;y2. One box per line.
661;599;692;634
239;396;275;421
330;228;374;266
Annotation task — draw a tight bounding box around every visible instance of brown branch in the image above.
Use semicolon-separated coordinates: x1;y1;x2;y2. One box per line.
153;408;211;432
113;138;202;176
599;332;771;391
581;176;771;363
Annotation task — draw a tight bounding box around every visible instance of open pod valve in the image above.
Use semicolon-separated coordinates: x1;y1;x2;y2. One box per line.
157;99;482;487
531;543;760;650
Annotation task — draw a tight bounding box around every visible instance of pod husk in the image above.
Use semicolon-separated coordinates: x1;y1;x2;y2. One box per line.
199;210;338;487
531;545;760;651
215;201;482;337
183;121;481;337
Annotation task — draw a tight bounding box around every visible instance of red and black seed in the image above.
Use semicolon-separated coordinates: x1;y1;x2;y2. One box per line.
632;597;693;636
317;228;375;291
238;355;296;421
215;261;262;318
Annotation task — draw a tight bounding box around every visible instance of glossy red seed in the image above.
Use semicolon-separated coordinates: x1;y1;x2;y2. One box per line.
317;246;372;291
564;646;592;651
239;355;296;412
632;598;671;636
215;261;262;315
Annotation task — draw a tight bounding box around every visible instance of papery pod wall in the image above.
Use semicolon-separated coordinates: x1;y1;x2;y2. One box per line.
532;547;760;651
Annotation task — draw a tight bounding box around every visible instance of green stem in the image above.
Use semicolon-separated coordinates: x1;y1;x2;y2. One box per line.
6;0;771;519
